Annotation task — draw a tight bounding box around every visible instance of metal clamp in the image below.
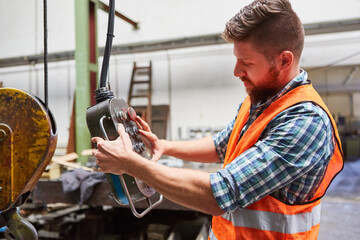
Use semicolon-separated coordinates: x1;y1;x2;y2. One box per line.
119;175;163;218
0;129;7;142
99;115;163;218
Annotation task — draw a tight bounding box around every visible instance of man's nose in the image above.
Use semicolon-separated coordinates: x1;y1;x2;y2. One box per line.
234;64;246;78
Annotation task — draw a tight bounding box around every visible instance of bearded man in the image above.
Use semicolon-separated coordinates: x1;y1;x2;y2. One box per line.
92;0;343;239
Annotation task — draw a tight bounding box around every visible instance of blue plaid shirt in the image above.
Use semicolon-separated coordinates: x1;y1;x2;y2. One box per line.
210;70;335;212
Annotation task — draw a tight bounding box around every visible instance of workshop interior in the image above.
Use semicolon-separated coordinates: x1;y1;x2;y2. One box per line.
0;0;360;239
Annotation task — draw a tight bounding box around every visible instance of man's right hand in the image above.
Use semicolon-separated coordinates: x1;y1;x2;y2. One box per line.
136;116;219;164
136;116;164;162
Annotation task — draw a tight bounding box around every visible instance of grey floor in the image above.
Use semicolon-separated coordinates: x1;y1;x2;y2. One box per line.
318;159;360;240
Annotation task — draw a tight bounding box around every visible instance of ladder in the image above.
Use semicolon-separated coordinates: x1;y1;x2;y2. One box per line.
127;61;152;127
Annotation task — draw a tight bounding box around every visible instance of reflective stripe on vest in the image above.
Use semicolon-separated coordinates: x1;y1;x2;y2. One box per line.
222;203;320;234
209;204;321;239
209;228;218;240
211;83;344;240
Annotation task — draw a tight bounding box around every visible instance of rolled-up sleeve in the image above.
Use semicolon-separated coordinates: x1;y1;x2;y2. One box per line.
212;104;241;162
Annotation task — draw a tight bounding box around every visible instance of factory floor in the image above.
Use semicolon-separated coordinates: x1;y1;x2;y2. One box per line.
318;158;360;240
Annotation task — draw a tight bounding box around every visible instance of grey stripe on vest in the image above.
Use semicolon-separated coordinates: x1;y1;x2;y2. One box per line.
219;204;321;234
209;228;218;240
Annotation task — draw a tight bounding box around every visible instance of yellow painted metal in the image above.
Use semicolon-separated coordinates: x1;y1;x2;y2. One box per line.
0;88;57;211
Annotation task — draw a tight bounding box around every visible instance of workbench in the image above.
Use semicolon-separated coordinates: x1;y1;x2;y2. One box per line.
31;180;190;212
30;161;222;212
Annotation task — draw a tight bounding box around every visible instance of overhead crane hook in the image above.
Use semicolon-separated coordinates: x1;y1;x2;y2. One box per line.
0;0;57;239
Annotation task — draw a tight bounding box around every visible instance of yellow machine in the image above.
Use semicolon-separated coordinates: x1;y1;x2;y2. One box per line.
0;88;57;239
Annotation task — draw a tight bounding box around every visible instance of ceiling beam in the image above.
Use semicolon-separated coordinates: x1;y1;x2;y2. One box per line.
98;1;139;29
314;82;360;93
1;18;359;68
304;18;360;35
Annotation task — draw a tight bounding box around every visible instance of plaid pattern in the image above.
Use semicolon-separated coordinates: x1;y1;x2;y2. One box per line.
210;70;335;211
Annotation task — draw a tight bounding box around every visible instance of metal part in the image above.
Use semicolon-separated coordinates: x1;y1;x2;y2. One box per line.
115;109;127;121
86;97;163;217
126;126;135;137
304;18;360;35
313;82;360;93
1;18;359;68
0;88;57;239
74;0;98;164
133;126;139;135
98;1;139;29
0;88;57;212
0;129;6;141
43;0;49;111
343;66;359;85
2;208;38;240
98;0;115;89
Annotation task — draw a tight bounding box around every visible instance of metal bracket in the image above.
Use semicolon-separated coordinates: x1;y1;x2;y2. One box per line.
99;115;163;218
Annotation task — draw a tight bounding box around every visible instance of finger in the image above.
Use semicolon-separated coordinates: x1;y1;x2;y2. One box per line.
139;129;156;141
121;128;134;150
91;137;104;143
116;124;127;142
135;116;143;130
117;124;132;149
136;116;151;132
151;152;161;162
92;148;104;159
94;140;107;152
92;149;97;156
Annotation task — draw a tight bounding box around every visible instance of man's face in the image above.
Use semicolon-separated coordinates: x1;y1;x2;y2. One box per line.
233;41;281;104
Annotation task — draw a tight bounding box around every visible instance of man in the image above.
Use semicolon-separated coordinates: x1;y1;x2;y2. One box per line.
92;0;343;239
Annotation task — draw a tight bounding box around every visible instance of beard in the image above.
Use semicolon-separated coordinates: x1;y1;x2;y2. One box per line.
243;67;281;105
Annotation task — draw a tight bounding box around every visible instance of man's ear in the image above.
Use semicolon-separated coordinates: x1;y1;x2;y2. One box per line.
279;51;294;70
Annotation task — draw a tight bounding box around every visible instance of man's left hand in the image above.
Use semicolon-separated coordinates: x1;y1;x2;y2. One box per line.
91;124;137;175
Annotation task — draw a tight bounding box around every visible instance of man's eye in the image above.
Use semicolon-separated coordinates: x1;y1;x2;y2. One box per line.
243;62;251;66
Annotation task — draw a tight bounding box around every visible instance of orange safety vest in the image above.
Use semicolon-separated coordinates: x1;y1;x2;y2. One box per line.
210;83;344;240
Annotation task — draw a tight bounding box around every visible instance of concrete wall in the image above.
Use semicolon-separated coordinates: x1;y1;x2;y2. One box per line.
0;0;359;147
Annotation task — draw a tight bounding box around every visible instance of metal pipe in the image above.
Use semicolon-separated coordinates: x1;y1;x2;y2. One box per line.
98;1;138;29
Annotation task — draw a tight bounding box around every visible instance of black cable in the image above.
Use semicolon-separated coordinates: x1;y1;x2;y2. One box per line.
43;0;48;111
308;50;360;74
99;0;115;88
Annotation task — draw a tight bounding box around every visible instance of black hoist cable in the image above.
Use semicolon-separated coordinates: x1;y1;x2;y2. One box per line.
43;0;49;111
95;0;115;104
99;0;115;88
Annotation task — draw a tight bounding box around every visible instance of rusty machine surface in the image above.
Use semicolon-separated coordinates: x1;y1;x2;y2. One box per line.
0;88;57;239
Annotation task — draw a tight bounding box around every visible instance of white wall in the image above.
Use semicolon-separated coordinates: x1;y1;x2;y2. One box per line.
1;0;360;58
0;0;360;147
104;45;243;140
354;93;360;117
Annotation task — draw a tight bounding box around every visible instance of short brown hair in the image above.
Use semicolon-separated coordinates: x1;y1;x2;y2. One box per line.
223;0;304;62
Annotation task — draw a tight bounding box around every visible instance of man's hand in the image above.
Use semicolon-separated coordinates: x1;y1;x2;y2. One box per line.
136;116;164;162
92;124;137;175
92;120;224;216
